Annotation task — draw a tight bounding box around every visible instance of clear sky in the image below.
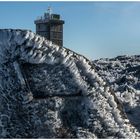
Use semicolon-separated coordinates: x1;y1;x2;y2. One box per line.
0;2;140;60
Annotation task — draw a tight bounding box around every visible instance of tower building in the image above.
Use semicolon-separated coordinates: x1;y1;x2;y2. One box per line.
34;7;64;46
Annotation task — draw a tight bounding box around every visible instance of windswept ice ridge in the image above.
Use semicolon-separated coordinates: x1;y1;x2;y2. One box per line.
0;29;139;138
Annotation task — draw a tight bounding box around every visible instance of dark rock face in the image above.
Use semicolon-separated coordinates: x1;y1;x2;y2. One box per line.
0;29;139;138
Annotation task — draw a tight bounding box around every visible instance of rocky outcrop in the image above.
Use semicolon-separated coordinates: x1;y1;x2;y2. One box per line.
93;55;140;133
0;29;139;138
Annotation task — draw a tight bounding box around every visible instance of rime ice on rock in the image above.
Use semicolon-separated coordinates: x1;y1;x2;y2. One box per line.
0;29;139;138
93;55;140;132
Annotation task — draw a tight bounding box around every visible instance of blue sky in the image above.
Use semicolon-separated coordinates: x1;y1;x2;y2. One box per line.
0;2;140;60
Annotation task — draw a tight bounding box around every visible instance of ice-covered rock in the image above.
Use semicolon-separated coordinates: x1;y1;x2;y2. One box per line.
93;55;140;132
0;29;139;138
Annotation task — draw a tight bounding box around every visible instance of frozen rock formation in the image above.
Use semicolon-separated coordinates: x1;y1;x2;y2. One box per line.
93;55;140;133
0;29;139;138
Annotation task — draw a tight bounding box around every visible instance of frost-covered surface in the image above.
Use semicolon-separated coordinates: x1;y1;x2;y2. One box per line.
0;29;139;138
93;55;140;132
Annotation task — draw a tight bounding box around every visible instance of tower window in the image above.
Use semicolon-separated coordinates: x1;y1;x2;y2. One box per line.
37;24;41;30
50;32;62;39
51;25;62;32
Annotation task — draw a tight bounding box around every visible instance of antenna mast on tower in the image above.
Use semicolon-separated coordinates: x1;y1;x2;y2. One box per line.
47;6;52;16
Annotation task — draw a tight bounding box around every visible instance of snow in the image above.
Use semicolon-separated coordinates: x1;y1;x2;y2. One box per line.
13;61;26;86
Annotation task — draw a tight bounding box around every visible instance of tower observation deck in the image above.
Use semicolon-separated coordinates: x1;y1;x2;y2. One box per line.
34;7;65;46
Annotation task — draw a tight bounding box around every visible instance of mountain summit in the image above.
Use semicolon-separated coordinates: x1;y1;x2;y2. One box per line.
0;29;139;138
